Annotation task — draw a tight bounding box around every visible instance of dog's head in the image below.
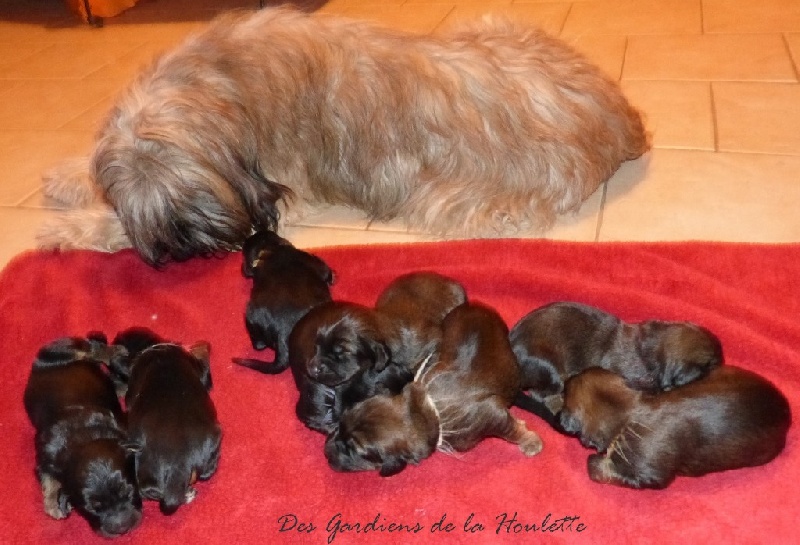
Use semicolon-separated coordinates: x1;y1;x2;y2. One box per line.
93;98;291;267
241;230;291;277
108;327;166;389
291;302;390;387
637;321;723;390
324;383;438;477
62;439;142;538
560;368;637;452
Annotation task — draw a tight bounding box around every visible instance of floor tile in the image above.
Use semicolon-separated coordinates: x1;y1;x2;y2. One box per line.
0;207;62;271
0;79;120;130
703;0;800;33
714;82;800;156
565;35;628;81
438;2;570;36
600;149;800;242
621;81;714;150
0;41;145;79
0;131;94;205
318;4;453;33
625;34;797;82
561;0;701;36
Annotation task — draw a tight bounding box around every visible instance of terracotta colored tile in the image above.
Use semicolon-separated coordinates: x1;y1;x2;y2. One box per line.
562;0;701;36
319;4;453;33
600;150;800;242
564;35;627;81
1;42;145;79
438;3;570;36
0;79;119;130
704;0;800;33
625;34;797;82
0;131;94;205
621;81;714;150
0;208;67;270
714;82;800;156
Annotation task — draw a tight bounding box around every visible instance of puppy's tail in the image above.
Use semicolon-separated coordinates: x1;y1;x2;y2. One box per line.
36;207;132;253
232;356;289;375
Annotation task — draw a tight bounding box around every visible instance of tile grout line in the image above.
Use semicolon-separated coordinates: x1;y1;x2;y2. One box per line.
781;33;800;82
709;82;719;152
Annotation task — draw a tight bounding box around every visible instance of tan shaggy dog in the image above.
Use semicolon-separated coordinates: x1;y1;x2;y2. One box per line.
38;7;649;266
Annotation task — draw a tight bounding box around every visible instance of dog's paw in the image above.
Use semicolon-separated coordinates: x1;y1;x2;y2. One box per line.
40;474;70;519
185;487;198;504
515;419;544;457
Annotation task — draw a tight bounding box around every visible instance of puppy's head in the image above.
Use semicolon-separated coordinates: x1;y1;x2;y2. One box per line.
241;230;291;277
63;440;142;538
108;327;166;389
324;383;438;477
637;321;723;390
560;368;637;452
292;303;390;387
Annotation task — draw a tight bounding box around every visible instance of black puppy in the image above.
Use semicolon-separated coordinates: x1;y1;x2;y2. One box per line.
374;271;467;371
510;302;723;418
325;303;543;477
23;335;142;537
559;367;791;489
125;339;221;515
233;230;333;374
287;301;413;434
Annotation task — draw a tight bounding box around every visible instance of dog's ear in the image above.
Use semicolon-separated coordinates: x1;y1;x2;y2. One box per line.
362;338;390;372
189;341;213;389
300;253;335;286
378;456;408;477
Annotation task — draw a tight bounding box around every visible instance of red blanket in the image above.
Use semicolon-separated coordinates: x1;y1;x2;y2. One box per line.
1;240;797;544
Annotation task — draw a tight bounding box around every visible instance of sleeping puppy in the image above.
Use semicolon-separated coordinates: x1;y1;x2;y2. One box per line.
286;301;413;434
510;301;723;418
374;271;467;371
107;327;167;396
324;302;543;477
233;230;334;374
125;341;221;515
23;335;142;537
559;366;791;489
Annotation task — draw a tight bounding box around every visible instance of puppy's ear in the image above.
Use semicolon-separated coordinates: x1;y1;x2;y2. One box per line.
379;457;408;477
301;253;335;286
363;339;390;372
189;342;213;389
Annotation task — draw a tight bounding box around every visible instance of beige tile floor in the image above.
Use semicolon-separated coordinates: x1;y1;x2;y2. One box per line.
1;0;799;270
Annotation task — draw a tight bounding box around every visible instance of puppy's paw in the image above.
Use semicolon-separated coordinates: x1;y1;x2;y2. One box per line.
587;453;614;483
514;419;543;457
185;487;198;504
40;475;70;520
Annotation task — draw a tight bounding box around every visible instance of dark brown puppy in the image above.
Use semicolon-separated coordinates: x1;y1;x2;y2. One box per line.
510;302;723;417
125;341;222;515
374;271;467;371
23;335;142;537
559;366;791;489
233;230;334;374
325;302;543;477
287;301;412;434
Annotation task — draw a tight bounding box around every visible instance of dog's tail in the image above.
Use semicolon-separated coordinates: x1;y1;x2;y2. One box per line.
37;207;132;254
232;356;289;375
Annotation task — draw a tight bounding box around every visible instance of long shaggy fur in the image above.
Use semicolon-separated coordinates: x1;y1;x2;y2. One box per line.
39;7;649;266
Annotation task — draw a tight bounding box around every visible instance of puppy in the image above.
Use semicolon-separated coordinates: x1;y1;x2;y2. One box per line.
23;335;142;537
125;341;221;515
559;367;791;489
107;326;167;396
325;303;543;477
232;230;333;374
38;7;648;266
374;271;467;371
510;302;723;417
286;301;413;434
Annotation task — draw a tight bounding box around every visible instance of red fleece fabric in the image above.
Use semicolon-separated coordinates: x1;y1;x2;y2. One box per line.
0;239;797;544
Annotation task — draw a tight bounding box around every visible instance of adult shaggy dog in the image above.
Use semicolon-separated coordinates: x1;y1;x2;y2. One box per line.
39;7;649;266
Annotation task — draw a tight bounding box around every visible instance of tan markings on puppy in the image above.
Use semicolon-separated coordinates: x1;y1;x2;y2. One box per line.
37;7;648;266
40;474;69;520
